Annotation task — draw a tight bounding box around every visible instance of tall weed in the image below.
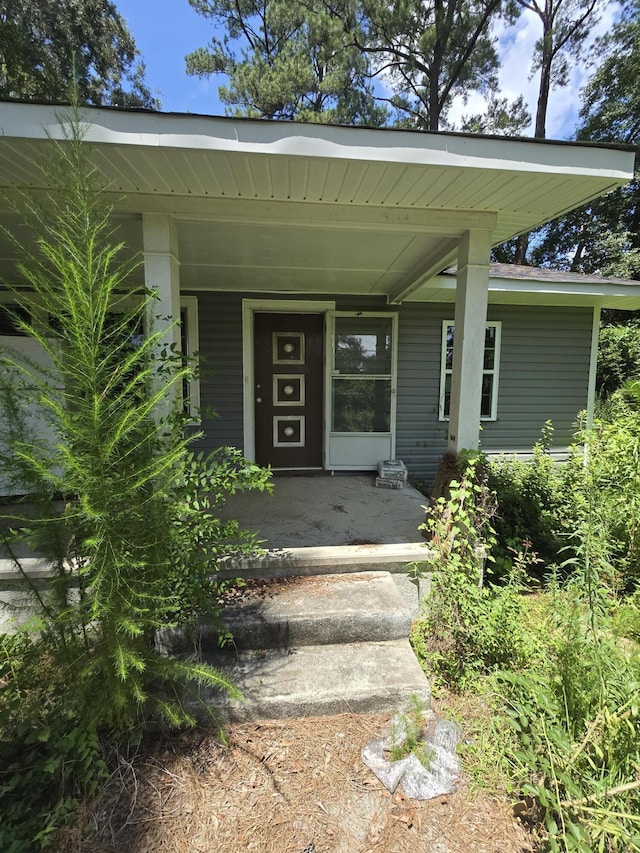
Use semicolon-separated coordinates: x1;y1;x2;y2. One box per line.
498;411;640;852
572;382;640;588
411;460;533;690
499;613;640;852
0;106;270;848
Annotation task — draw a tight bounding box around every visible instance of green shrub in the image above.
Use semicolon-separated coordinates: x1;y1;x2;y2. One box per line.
414;415;640;850
487;423;572;574
497;436;640;852
0;633;106;852
571;383;640;589
597;321;640;398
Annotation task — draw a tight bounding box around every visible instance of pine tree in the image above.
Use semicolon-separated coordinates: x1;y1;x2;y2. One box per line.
186;0;386;124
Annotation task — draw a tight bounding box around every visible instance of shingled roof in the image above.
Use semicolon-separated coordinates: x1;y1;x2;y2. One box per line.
443;263;638;286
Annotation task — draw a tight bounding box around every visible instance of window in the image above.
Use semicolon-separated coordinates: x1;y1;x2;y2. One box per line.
180;296;200;418
0;303;31;336
439;320;501;420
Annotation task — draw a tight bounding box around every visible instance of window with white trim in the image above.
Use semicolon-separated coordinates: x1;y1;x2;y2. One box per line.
180;296;200;418
439;320;501;420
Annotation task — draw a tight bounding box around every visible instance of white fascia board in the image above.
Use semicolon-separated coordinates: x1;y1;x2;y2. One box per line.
487;276;640;304
0;101;633;182
407;273;640;308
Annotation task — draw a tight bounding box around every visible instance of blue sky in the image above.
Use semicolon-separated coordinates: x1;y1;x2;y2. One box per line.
117;0;620;139
117;0;223;114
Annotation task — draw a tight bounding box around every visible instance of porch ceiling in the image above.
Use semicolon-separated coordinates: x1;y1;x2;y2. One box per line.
0;102;635;301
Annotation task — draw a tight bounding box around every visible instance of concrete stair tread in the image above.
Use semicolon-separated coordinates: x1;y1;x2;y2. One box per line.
158;570;414;654
218;541;432;580
221;570;411;648
203;638;430;721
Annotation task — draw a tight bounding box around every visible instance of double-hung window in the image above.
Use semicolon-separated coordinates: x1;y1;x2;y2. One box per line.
439;320;501;420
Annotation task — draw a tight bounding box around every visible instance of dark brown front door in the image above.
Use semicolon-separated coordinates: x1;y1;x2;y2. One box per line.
254;312;324;469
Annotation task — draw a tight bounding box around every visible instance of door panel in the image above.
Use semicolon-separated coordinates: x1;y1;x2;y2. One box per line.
254;312;324;469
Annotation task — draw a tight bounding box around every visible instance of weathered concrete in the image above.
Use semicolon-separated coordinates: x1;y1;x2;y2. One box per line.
0;558;57;633
159;571;413;654
390;572;431;619
172;569;433;721
217;474;428;548
219;541;434;580
201;639;431;721
0;556;55;583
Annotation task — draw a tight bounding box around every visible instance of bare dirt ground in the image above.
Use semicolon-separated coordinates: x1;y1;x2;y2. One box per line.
61;712;533;853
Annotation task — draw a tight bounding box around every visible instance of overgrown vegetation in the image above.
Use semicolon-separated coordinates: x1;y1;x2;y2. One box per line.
412;395;640;851
412;458;534;689
598;321;640;398
0;109;270;850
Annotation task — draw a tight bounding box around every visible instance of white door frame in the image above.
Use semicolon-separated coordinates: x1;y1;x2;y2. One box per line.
242;299;335;464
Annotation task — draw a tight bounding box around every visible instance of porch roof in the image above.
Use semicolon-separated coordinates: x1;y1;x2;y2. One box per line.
0;101;635;303
412;264;640;310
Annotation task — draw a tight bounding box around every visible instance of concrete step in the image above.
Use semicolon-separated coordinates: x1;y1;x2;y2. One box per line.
158;571;413;654
200;638;431;721
218;541;434;581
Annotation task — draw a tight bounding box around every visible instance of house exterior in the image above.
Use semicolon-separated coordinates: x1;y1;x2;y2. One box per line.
1;101;639;484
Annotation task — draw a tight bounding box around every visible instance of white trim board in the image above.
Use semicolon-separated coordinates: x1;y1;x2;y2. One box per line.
586;306;601;429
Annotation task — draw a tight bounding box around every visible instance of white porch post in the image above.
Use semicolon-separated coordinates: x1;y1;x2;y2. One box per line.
448;229;492;452
142;213;182;414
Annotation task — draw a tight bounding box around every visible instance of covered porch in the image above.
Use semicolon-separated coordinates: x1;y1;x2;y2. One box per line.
219;474;428;549
0;103;635;475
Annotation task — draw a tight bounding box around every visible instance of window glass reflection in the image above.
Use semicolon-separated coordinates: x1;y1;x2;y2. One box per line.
332;379;390;432
335;317;392;375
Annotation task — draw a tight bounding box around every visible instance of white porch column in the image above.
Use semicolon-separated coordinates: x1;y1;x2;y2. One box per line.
142;213;182;412
448;229;492;452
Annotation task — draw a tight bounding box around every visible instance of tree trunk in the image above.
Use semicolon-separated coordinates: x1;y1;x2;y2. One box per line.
514;233;529;265
535;10;554;139
517;1;554;264
430;0;444;130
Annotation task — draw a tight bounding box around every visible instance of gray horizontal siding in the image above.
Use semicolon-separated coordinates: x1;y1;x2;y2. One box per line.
395;303;593;482
186;291;594;484
396;303;448;479
186;291;245;455
184;291;388;456
481;305;592;454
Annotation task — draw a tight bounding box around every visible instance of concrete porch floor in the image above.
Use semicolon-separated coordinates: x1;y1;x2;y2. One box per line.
218;474;428;549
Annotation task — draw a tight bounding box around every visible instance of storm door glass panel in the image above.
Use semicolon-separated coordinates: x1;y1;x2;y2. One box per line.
334;316;392;375
332;316;393;433
333;379;391;432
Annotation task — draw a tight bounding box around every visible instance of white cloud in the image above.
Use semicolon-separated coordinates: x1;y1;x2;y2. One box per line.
448;0;622;140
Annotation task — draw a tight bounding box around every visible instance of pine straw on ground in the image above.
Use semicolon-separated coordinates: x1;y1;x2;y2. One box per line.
60;712;533;853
